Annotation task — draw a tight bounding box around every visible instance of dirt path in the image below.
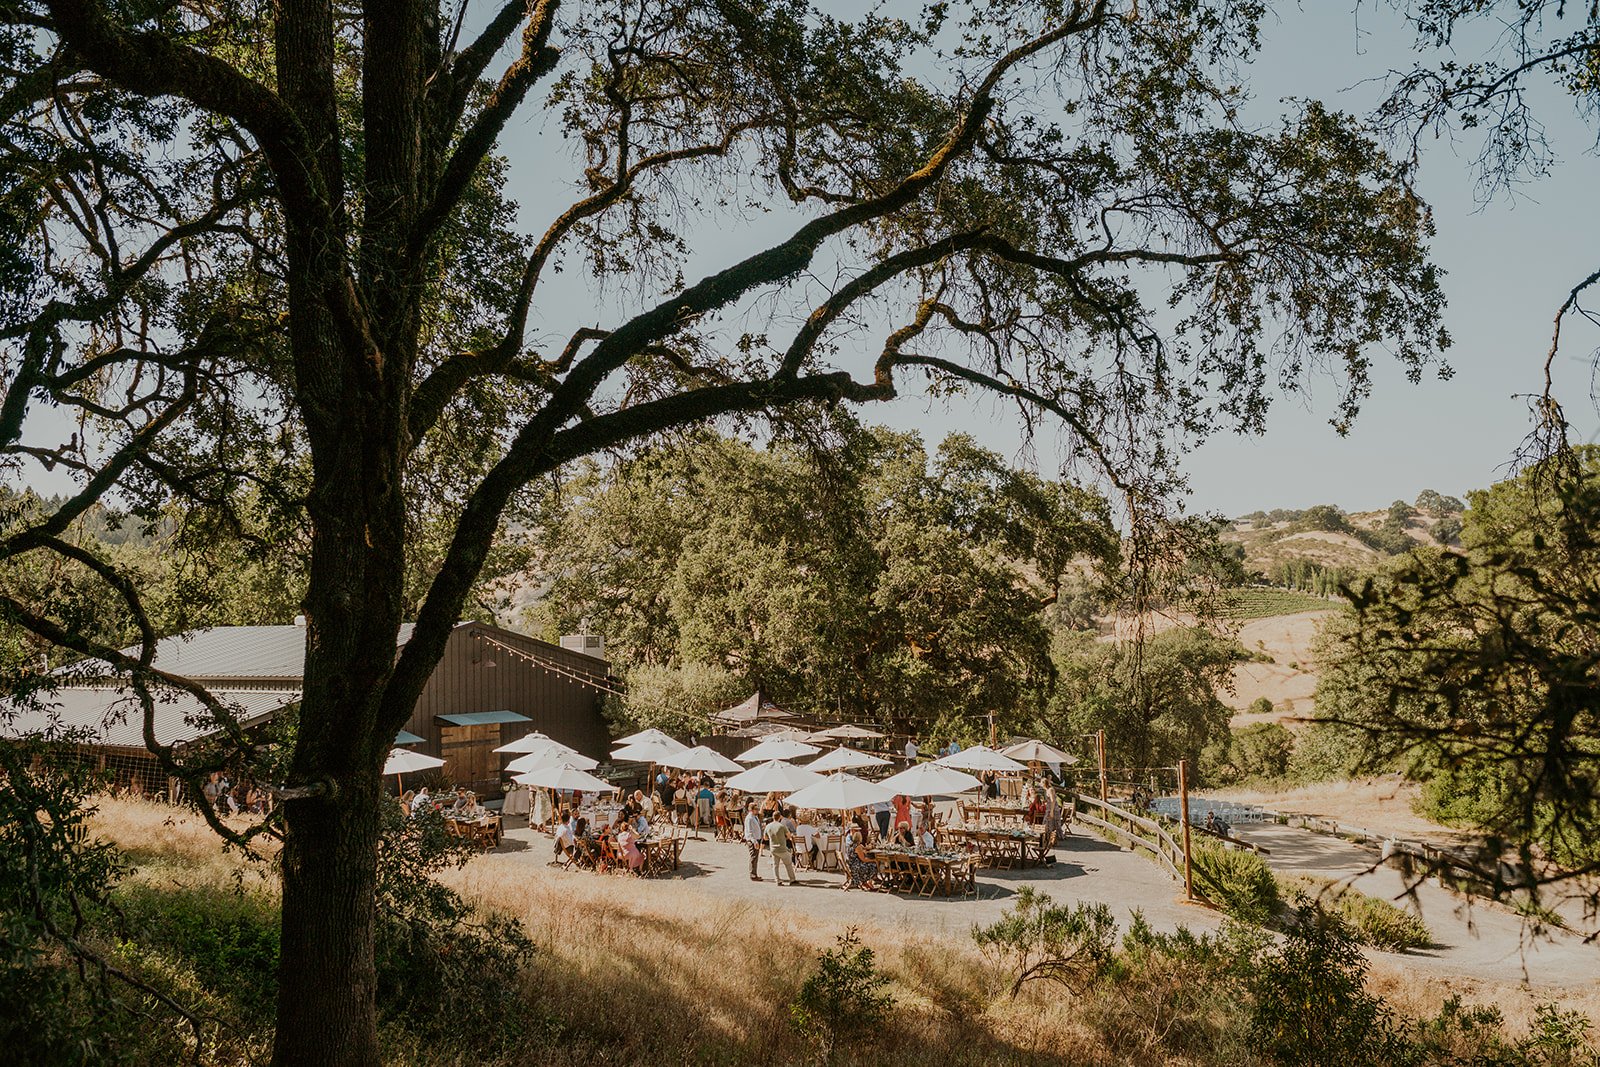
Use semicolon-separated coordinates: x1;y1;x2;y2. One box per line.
492;816;1595;988
1234;823;1599;988
494;820;1217;941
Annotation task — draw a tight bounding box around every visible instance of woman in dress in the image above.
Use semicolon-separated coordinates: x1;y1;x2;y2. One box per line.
842;819;879;891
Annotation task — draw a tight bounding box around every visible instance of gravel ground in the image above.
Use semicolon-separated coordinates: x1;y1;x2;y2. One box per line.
1235;823;1599;988
493;818;1220;941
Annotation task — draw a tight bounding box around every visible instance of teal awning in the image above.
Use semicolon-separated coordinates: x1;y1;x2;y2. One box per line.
436;710;531;726
394;729;426;745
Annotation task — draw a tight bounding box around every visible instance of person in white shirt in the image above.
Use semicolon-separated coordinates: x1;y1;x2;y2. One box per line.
743;802;765;881
553;811;576;860
409;787;431;816
904;738;918;761
919;825;937;851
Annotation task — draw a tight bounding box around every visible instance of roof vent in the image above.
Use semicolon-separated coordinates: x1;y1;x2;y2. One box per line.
560;634;605;661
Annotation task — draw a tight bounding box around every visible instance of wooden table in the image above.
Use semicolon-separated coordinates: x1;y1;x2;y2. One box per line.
944;827;1049;869
869;849;977;897
447;813;502;849
639;836;683;877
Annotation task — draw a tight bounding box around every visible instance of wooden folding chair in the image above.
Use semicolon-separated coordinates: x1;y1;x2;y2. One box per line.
915;856;938;897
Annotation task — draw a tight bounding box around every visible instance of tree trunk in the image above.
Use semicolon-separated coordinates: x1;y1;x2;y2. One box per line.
273;768;383;1066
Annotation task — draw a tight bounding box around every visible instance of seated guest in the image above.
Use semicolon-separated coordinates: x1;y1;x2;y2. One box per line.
919;824;937;852
633;809;650;836
795;817;819;866
409;786;432;816
842;824;879;891
553;811;576;860
892;819;916;849
617;825;645;873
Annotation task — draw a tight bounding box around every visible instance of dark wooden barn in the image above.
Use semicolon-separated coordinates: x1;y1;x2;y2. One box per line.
1;621;613;799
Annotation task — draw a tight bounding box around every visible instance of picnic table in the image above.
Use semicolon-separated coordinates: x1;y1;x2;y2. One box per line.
944;826;1050;869
447;812;502;849
869;847;977;897
639;835;683;877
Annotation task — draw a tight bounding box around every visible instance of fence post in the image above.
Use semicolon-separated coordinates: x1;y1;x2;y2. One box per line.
1096;730;1107;806
1178;757;1194;902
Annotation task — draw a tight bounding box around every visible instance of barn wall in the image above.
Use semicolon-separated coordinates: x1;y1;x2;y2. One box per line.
406;624;612;790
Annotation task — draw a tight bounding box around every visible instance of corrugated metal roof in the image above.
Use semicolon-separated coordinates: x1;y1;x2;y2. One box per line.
60;623;422;682
0;687;299;748
436;710;530;726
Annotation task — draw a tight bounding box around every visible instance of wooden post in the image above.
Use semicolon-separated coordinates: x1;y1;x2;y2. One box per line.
1096;730;1108;806
1178;757;1194;902
987;710;996;747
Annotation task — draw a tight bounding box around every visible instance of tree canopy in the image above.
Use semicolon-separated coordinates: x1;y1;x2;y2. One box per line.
0;2;1450;1062
1315;447;1600;898
529;424;1118;739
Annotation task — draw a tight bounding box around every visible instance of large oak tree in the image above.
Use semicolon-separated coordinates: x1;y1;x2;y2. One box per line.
0;1;1445;1062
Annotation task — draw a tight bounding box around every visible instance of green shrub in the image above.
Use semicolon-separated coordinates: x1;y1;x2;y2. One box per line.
971;887;1117;996
1248;906;1410;1066
373;804;536;1056
115;881;281;1021
1190;843;1280;925
1247;697;1274;716
1275;876;1431;951
789;928;892;1059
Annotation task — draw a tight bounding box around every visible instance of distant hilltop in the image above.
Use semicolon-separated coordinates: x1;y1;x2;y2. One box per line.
1222;491;1465;593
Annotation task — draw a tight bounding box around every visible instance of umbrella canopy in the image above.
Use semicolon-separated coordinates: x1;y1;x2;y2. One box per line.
878;762;983;796
724;759;825;794
723;722;783;739
512;763;616;793
659;745;745;773
611;737;687;763
383;748;446;776
712;692;799;726
815;724;885;740
783;772;895;811
999;738;1080;765
934;745;1028;773
494;731;557;754
612;727;684;749
735;737;822;763
507;748;600;773
807;746;891;772
766;727;822;742
394;729;426;746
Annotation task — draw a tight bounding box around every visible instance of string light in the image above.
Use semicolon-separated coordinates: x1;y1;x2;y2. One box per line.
472;633;628;697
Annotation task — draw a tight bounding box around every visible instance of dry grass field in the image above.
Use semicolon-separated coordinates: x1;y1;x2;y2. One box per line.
78;797;1600;1067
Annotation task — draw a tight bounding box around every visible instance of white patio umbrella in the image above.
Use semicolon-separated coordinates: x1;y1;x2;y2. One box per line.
735;737;821;763
807;746;891;772
815;724;884;740
384;747;445;791
494;731;559;754
878;762;982;796
512;763;617;793
611;737;688;763
782;772;895;811
611;727;686;750
724;759;825;794
659;745;745;774
934;745;1028;773
999;739;1080;765
506;748;600;773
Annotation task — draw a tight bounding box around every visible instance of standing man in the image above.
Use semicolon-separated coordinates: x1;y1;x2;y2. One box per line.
743;801;765;881
871;798;892;842
765;807;797;885
904;736;919;763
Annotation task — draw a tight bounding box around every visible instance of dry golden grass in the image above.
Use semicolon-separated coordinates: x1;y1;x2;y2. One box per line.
438;855;1124;1066
83;796;1599;1067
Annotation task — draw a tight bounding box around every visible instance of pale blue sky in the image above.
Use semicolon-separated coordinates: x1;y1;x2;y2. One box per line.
16;4;1597;522
489;3;1600;518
